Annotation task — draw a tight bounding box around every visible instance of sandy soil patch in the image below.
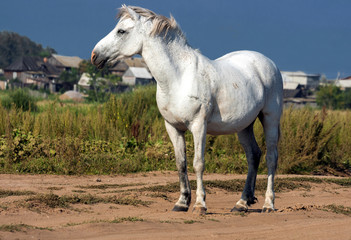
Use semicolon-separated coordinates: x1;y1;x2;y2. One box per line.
0;172;350;240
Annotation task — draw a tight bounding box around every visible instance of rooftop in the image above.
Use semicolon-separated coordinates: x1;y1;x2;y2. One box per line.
50;54;83;68
125;67;153;79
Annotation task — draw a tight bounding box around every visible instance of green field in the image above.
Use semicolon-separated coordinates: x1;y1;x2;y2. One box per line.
0;86;350;176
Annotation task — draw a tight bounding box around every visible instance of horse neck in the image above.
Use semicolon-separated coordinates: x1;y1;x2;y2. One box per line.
141;36;197;92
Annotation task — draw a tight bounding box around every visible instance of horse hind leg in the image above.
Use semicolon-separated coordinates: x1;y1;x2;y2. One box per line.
232;122;261;212
260;113;280;213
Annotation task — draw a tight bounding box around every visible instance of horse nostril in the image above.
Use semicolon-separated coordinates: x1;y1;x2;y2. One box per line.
91;50;98;64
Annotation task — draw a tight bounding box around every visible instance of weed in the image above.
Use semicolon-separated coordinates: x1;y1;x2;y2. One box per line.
26;193;68;208
139;182;181;193
111;216;144;223
233;212;248;217
183;220;203;224
77;183;145;190
0;189;35;198
24;193;151;209
207;218;220;222
0;204;8;210
64;216;144;227
323;204;351;216
0;223;52;232
72;190;86;193
47;186;64;190
148;193;172;202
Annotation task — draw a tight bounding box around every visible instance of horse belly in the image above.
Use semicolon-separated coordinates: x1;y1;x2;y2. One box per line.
207;109;260;135
207;86;264;135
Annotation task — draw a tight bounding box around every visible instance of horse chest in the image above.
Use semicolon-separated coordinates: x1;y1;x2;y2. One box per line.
156;92;208;130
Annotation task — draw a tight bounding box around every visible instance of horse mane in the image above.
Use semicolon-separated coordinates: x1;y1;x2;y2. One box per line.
118;5;183;38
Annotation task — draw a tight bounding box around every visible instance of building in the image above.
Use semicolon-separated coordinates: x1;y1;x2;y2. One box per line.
47;54;83;71
283;82;304;99
335;76;351;90
3;56;60;90
78;72;130;93
78;73;91;90
122;67;153;85
281;71;320;89
109;57;148;76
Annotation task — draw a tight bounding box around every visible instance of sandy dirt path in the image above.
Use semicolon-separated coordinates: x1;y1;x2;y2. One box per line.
0;171;350;240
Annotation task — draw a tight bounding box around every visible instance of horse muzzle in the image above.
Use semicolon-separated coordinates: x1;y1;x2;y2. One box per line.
91;50;107;69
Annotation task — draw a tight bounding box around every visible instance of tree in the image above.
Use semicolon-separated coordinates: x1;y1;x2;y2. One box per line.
58;68;79;92
79;60;121;102
316;85;344;109
344;89;351;109
0;31;56;68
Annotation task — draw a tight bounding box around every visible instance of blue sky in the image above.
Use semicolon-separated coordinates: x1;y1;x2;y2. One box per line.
1;0;350;79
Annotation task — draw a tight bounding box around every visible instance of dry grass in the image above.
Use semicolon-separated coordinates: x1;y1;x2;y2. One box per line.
0;223;52;232
0;86;350;176
24;193;151;210
0;189;35;198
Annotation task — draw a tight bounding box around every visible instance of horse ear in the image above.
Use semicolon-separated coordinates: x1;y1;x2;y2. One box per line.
126;6;140;21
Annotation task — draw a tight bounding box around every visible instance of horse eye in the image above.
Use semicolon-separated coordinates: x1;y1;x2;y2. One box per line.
117;29;126;34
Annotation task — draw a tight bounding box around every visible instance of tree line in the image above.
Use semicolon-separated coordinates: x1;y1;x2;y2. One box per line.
0;31;56;69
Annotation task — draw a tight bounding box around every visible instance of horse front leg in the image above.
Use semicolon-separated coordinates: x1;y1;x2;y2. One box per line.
165;121;191;212
190;120;207;215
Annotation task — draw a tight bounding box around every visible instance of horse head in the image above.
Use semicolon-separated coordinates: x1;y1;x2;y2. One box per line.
91;5;182;69
91;5;146;68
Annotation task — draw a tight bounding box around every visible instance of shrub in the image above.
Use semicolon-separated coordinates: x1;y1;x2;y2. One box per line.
0;88;37;111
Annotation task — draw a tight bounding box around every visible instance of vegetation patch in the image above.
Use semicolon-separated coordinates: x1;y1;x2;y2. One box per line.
0;189;36;198
64;216;144;227
77;183;145;190
0;223;52;232
137;178;313;194
24;193;151;210
183;220;203;224
0;87;351;176
323;204;351;216
111;216;144;223
25;193;69;208
47;186;64;191
278;177;351;187
139;182;181;193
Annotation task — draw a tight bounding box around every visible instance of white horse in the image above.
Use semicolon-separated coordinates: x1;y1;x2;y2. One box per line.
91;5;283;214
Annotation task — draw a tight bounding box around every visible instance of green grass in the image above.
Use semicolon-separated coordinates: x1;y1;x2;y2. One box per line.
0;86;351;176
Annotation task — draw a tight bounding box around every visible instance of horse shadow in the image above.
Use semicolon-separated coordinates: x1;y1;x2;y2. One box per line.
206;208;270;215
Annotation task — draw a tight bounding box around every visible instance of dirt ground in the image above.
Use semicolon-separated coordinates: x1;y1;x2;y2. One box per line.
0;171;350;240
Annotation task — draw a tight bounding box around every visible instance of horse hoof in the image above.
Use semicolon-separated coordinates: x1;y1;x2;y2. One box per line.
262;206;275;213
231;206;248;212
247;197;258;206
192;207;207;215
172;205;189;212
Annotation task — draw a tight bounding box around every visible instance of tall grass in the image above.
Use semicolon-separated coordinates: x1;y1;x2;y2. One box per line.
0;85;350;175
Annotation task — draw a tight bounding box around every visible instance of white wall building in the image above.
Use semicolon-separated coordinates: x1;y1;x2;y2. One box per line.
122;67;153;85
281;71;320;89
